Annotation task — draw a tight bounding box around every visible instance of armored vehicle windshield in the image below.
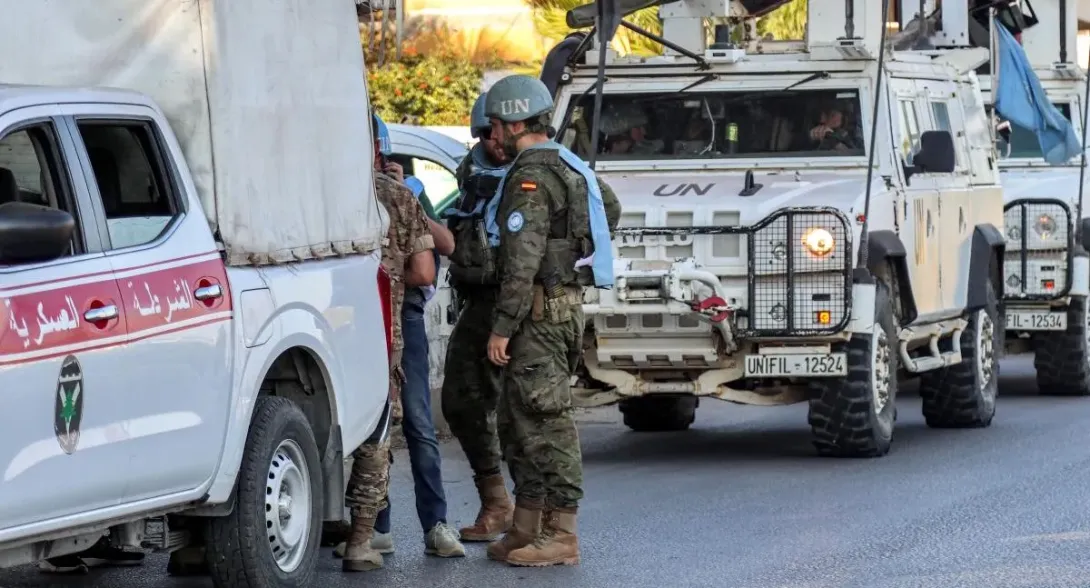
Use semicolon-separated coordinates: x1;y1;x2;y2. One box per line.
987;102;1074;160
559;87;866;161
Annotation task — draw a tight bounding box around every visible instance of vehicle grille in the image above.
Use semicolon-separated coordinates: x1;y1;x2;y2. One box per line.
611;207;853;338
1003;199;1072;300
746;209;853;336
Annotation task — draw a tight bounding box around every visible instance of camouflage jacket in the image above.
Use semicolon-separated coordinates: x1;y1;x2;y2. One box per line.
375;173;435;364
491;147;621;337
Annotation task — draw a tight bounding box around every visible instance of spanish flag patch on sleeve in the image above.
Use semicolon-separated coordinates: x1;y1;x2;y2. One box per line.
519;180;538;191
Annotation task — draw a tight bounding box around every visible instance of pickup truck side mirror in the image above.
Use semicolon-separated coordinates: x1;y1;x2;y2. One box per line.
0;202;76;264
903;130;956;183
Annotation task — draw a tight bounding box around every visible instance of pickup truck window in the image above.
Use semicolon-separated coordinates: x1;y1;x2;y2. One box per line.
77;120;178;250
0;123;83;256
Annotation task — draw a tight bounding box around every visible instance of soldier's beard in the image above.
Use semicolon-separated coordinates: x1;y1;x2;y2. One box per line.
500;122;529;159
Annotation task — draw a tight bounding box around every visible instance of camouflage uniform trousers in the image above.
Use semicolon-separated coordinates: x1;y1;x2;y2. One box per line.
345;437;393;520
497;303;585;509
344;355;403;520
441;294;505;481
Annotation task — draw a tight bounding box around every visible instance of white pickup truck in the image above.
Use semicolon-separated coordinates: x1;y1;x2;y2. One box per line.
0;1;391;586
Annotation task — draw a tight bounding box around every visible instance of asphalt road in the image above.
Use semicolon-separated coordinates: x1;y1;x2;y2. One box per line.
5;355;1090;588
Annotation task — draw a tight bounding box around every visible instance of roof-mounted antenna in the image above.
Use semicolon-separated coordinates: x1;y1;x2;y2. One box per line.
856;0;892;271
586;0;622;170
1076;32;1090;250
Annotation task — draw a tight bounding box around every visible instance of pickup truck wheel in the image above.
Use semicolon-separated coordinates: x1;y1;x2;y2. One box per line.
807;281;897;458
919;280;1000;428
620;396;697;432
1033;296;1090;396
206;396;323;588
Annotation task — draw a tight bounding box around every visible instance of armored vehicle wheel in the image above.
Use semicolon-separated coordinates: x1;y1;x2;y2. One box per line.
620;396;697;432
919;281;1000;428
206;396;323;588
808;282;897;458
1033;296;1090;396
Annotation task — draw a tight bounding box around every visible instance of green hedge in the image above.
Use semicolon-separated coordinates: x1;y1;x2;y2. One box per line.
368;54;483;126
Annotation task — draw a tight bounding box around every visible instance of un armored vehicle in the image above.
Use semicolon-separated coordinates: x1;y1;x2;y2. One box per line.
543;0;1009;457
966;0;1090;396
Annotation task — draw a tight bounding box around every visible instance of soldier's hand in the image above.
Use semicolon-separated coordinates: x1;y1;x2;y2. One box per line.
384;161;405;182
487;333;510;366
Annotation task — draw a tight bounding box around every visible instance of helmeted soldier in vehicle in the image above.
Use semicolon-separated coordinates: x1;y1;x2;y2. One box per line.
439;93;516;543
480;74;621;567
599;102;663;155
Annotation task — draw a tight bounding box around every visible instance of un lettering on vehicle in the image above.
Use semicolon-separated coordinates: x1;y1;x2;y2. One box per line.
618;234;694;248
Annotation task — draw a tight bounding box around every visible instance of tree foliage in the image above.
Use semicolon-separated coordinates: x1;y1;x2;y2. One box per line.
525;0;808;54
363;20;488;125
757;0;807;40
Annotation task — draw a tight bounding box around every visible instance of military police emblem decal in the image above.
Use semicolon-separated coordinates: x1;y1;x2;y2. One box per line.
55;355;84;455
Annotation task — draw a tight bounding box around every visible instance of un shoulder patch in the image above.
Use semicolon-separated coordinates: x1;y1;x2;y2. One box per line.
507;211;525;233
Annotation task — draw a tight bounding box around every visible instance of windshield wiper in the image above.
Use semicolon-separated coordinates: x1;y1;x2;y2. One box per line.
782;71;830;91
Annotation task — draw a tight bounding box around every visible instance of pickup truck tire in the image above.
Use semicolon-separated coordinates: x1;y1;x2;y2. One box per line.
919;280;1000;428
1033;296;1090;396
206;396;323;588
808;282;897;458
620;396;697;432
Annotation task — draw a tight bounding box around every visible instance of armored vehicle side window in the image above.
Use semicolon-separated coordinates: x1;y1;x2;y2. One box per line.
77;120;180;250
988;103;1073;160
0;124;83;257
929;101;965;170
897;100;922;164
561;88;865;160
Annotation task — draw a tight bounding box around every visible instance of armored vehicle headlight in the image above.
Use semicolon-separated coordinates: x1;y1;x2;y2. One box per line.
802;228;835;258
1033;214;1057;240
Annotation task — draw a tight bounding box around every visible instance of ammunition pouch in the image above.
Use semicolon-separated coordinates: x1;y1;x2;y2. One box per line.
531;284;583;324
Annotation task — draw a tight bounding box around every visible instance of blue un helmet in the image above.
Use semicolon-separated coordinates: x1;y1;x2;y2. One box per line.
372;113;392;156
470;93;490;139
484;75;554;123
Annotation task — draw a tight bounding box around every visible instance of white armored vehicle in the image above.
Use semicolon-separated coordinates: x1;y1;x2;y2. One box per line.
965;0;1090;396
543;0;1009;457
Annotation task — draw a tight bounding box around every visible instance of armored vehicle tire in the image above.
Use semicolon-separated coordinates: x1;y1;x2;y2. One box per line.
808;282;897;458
206;396;323;588
919;281;1000;428
620;396;697;432
1033;296;1090;396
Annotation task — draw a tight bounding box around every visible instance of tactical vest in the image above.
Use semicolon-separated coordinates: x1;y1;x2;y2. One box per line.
486;144;613;289
443;144;506;289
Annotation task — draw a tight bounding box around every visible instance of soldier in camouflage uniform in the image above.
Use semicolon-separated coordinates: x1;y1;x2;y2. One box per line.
440;93;516;543
341;118;437;573
481;75;621;567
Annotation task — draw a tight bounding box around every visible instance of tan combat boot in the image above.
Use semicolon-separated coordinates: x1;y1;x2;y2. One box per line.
485;503;541;562
506;507;580;567
459;474;514;542
341;516;383;572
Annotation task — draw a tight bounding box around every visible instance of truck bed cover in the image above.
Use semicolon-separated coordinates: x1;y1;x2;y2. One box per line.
0;0;386;265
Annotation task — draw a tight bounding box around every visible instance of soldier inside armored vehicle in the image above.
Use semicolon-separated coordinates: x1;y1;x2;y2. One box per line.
565;88;866;159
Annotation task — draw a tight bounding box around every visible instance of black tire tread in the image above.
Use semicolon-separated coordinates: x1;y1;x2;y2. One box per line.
807;283;896;458
919;282;999;428
205;396;323;588
1033;297;1090;396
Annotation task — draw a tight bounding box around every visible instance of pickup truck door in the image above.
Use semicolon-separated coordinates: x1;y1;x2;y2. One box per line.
0;112;132;532
59;108;234;502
